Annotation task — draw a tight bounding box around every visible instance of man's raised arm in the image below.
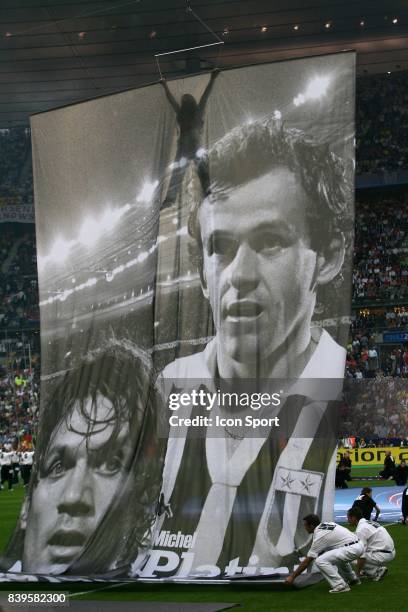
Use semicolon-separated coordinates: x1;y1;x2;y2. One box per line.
160;78;180;114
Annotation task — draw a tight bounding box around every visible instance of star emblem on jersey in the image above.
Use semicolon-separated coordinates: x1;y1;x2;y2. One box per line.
280;472;295;489
300;474;315;494
275;467;324;499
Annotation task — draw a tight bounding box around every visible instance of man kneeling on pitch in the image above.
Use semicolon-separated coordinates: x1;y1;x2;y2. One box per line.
347;507;395;581
285;514;364;593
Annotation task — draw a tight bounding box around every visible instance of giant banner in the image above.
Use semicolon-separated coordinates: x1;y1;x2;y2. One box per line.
2;52;355;580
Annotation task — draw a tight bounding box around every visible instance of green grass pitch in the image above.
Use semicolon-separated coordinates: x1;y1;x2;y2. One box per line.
0;469;406;611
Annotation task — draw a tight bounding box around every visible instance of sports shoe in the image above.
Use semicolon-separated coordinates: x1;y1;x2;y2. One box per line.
349;578;362;586
373;567;388;582
329;584;351;593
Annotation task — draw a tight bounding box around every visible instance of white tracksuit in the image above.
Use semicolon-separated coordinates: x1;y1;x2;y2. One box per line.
307;522;364;588
356;518;395;577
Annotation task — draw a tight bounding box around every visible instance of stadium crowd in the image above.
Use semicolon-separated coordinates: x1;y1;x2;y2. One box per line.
352;308;408;331
356;70;408;174
0;128;33;206
0;329;39;487
0;231;39;331
0;345;38;489
0;333;39;443
353;196;408;303
342;437;408;448
341;377;408;441
345;330;408;379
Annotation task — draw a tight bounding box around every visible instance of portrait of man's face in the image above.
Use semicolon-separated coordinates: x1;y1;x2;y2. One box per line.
23;393;132;574
199;166;320;365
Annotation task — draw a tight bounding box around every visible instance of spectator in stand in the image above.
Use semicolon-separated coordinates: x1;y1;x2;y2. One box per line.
367;346;379;377
394;460;408;486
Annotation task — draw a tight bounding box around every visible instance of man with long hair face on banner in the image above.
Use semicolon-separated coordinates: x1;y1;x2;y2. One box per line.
1;345;163;578
150;115;353;578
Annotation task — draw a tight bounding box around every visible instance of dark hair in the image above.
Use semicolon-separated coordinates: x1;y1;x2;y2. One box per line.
347;506;363;520
188;116;353;283
361;487;372;495
303;513;321;528
26;344;152;493
180;93;198;112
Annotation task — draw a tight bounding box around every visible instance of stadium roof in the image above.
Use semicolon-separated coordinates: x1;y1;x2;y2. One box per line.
1;0;408;127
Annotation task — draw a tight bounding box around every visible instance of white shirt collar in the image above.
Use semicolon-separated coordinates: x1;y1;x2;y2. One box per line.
290;329;345;401
204;329;345;400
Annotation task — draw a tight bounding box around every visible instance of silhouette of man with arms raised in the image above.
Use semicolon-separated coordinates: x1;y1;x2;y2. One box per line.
161;69;218;207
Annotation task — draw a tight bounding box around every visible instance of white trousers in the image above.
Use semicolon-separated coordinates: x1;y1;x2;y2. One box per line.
315;542;364;588
363;549;395;577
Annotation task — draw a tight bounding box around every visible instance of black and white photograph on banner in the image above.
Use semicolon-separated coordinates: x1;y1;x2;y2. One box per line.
2;344;163;578
1;51;354;581
150;52;355;579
